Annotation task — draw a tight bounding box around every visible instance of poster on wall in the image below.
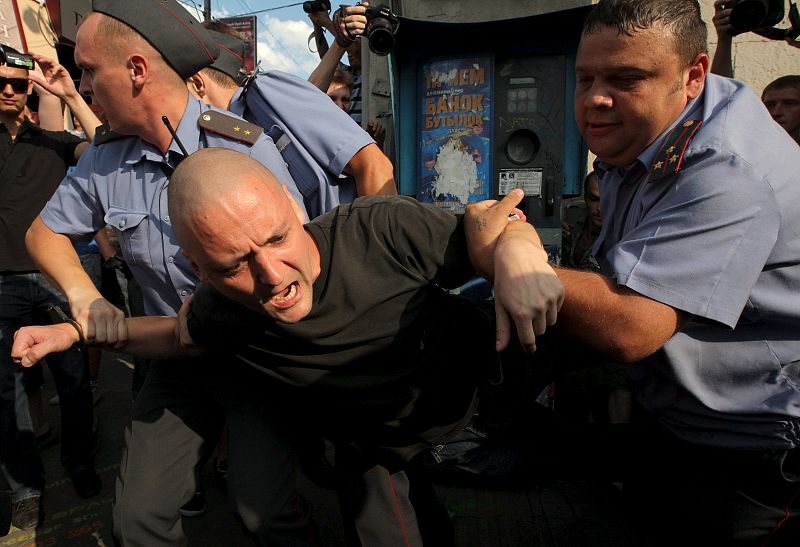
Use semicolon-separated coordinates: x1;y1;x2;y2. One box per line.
220;15;257;73
418;56;493;213
0;0;26;52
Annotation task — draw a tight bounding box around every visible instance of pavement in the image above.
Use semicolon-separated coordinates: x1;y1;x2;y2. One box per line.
2;351;646;547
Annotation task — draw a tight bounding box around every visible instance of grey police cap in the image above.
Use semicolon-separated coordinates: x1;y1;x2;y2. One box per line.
92;0;219;79
208;31;247;84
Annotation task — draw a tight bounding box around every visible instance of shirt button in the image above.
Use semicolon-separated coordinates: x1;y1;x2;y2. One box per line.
180;290;188;297
163;216;170;223
168;256;174;263
118;219;126;228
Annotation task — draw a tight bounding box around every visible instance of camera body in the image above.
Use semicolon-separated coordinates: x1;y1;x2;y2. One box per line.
362;3;400;56
727;0;785;34
0;45;34;70
303;0;330;14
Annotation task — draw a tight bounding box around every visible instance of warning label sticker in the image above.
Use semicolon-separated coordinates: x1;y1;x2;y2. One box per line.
498;168;543;196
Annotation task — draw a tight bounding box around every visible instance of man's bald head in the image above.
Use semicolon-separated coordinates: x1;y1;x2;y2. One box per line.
168;148;320;323
168;149;290;246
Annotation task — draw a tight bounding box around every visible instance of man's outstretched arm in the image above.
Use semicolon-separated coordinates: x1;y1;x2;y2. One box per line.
12;310;202;368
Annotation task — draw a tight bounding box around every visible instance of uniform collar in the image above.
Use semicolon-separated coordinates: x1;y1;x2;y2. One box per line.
131;94;204;167
229;87;246;117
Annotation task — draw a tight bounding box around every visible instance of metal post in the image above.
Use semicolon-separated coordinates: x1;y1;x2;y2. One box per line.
204;0;211;22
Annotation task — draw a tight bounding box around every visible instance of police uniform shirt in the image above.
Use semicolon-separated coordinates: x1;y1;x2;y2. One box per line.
593;73;800;449
40;95;307;316
229;70;374;218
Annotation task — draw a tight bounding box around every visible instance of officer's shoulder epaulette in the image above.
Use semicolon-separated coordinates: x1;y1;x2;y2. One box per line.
93;123;130;146
197;110;263;145
649;118;703;179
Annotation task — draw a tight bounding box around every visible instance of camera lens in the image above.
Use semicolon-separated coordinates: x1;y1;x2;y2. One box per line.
367;20;395;55
730;0;769;31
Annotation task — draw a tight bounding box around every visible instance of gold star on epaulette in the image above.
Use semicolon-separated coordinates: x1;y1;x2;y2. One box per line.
682;120;694;128
197;110;264;145
669;154;678;163
666;146;675;154
654;161;664;170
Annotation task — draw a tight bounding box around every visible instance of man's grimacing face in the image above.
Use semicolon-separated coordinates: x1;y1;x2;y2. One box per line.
575;23;704;167
183;180;319;325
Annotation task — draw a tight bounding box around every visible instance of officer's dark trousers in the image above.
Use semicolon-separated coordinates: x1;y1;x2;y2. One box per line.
620;426;800;546
112;358;316;546
0;273;94;501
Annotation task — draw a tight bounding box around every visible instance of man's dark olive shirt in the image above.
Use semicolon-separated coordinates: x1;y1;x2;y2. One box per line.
0;119;81;272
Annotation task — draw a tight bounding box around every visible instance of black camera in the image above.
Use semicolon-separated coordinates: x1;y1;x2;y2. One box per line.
0;44;34;70
303;0;330;13
362;3;400;56
727;0;785;34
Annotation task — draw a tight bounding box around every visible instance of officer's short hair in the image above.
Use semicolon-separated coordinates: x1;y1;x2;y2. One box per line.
200;21;242;90
82;12;162;65
763;75;800;97
583;0;707;68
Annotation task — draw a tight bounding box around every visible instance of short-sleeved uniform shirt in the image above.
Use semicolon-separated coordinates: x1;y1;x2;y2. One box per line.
187;196;487;459
593;74;800;449
229;71;374;218
41;96;306;316
0;120;82;272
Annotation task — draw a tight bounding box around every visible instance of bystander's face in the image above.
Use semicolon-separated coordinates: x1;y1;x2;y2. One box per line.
584;174;602;230
74;14;134;133
0;65;31;119
575;24;706;167
327;83;351;112
186;179;320;324
762;87;800;141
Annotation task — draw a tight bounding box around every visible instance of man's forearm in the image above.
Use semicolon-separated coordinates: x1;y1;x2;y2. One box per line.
347;144;397;196
26;216;100;302
123;316;202;359
308;41;346;91
64;93;101;142
553;267;684;362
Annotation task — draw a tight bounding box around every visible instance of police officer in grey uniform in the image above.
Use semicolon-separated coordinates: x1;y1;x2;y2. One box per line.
532;0;800;544
24;1;317;544
187;28;395;218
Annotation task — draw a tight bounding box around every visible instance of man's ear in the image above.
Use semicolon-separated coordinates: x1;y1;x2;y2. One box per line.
186;73;206;99
129;54;149;90
282;185;308;223
685;52;709;100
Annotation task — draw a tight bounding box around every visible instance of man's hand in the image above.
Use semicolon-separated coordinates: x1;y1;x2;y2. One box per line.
493;231;564;353
29;54;81;101
69;290;128;348
464;189;527;280
713;1;734;38
367;119;386;150
12;324;80;367
308;10;335;33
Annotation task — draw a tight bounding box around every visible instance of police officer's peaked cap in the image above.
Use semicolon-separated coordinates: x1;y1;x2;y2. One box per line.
91;0;219;79
208;31;246;84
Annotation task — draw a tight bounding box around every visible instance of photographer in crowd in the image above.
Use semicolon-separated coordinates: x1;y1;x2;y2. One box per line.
711;0;800;143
